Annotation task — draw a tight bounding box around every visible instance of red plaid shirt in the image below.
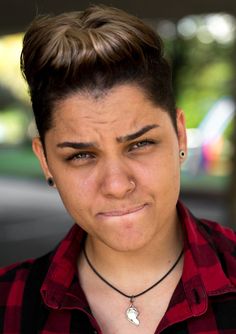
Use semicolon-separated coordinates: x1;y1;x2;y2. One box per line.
1;201;236;333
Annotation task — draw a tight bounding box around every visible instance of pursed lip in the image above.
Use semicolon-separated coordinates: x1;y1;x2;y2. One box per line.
97;203;148;217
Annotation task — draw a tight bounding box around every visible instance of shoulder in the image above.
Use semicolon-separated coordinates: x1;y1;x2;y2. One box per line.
197;218;236;282
0;259;35;319
197;218;236;249
0;258;34;289
0;258;35;278
0;253;51;306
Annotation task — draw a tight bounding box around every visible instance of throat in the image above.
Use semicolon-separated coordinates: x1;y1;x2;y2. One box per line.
81;243;184;326
78;250;184;334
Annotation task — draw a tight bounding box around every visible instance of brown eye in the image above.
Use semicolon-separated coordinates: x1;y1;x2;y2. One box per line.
67;152;95;161
129;140;156;151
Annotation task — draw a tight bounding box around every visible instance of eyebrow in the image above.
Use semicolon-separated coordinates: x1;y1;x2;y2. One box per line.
57;141;97;149
116;124;159;143
57;124;159;149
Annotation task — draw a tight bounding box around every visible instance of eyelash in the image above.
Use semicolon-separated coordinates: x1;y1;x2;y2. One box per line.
66;152;95;162
66;139;156;162
129;139;156;151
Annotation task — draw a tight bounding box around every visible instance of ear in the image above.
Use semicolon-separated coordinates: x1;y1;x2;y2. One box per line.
32;137;52;181
176;109;187;158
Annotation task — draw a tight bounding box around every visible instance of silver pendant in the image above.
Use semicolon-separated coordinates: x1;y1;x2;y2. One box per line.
126;303;140;326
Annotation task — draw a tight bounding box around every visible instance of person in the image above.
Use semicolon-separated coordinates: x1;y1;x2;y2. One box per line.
1;4;236;334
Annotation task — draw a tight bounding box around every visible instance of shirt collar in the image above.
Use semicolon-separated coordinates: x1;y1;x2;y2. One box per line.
40;224;88;310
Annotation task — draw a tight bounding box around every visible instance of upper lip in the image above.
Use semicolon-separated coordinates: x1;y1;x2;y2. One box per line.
97;204;147;217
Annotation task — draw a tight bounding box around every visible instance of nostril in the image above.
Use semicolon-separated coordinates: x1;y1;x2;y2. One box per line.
128;180;136;192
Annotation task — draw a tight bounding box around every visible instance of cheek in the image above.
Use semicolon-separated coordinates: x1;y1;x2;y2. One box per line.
136;151;181;203
138;149;180;181
54;170;97;215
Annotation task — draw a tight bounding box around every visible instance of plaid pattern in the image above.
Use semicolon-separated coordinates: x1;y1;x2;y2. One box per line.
1;201;236;333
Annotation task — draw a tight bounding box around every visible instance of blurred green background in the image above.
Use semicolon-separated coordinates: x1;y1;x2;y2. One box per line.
0;14;235;192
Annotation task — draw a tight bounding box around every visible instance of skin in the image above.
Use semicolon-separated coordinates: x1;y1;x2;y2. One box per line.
33;84;187;276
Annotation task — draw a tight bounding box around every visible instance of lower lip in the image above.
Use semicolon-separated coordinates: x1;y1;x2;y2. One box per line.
98;204;147;218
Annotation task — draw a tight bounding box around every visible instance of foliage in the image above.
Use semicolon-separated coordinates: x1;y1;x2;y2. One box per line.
172;38;234;132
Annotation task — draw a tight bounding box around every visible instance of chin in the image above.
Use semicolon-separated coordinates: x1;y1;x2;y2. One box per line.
100;231;153;253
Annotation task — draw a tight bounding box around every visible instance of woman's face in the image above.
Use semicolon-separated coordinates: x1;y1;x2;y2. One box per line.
33;84;187;252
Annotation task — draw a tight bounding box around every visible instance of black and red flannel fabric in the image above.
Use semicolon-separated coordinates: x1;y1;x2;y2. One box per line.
1;201;236;333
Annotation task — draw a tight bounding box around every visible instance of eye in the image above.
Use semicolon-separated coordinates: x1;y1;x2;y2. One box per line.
129;139;156;151
66;151;96;162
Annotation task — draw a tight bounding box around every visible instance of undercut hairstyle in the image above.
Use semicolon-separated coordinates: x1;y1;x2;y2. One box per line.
21;4;177;143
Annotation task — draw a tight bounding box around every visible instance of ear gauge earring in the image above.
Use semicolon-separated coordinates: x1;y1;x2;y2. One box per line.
179;150;185;159
47;177;54;187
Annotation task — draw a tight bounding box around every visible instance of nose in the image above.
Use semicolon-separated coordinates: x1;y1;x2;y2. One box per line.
100;158;136;199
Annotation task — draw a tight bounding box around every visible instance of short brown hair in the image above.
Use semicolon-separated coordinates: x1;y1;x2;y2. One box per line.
21;4;176;142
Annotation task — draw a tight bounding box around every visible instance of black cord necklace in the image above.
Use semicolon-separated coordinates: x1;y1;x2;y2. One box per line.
83;245;184;326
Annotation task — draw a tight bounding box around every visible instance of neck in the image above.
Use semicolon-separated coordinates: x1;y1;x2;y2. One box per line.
81;215;183;288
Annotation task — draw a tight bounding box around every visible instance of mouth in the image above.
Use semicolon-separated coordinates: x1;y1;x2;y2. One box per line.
97;204;148;218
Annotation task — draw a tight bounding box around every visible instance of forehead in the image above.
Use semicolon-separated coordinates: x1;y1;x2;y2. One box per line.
51;84;168;138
